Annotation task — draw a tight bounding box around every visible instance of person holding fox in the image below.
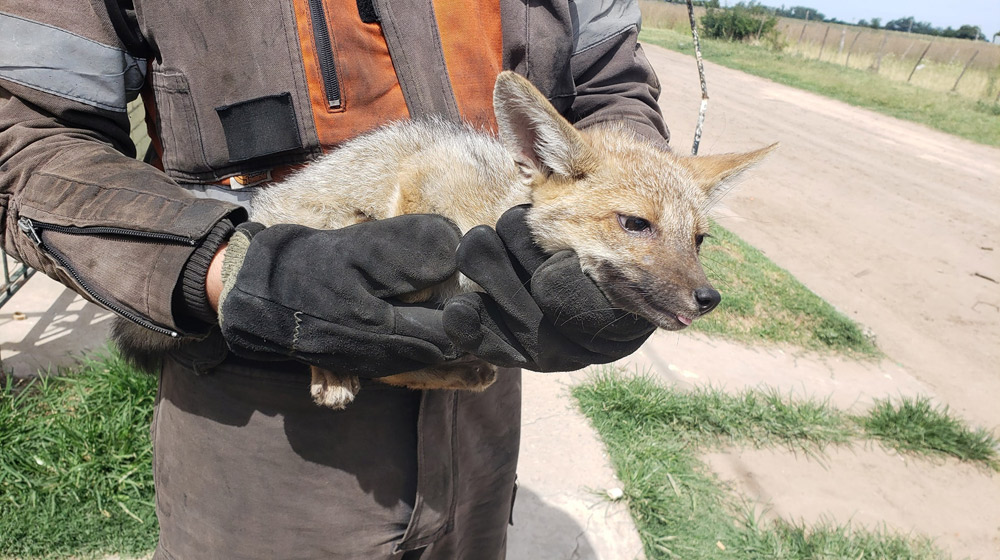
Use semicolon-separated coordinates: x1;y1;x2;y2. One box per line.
2;1;691;557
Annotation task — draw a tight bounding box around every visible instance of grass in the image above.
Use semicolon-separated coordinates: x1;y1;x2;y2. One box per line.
2;360;996;557
0;352;158;558
638;26;1000;147
573;371;997;559
694;221;879;358
862;397;1000;468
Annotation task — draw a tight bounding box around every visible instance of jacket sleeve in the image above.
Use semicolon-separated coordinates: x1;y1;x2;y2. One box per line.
566;0;670;146
0;7;245;337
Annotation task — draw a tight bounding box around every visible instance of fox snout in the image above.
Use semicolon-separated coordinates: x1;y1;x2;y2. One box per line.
694;286;721;315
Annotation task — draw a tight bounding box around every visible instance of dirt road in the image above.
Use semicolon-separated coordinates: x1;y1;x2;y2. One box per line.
643;45;999;428
636;45;1000;558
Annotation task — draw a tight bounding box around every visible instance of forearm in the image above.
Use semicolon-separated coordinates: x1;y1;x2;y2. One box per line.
568;6;670;146
1;83;244;335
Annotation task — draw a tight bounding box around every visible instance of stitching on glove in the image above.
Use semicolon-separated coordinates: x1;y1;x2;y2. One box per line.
292;311;304;351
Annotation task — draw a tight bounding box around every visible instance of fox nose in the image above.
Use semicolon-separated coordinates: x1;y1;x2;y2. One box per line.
694;287;721;314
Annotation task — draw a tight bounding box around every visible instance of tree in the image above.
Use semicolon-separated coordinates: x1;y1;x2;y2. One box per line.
885;17;915;33
954;24;985;41
701;2;779;41
773;5;825;22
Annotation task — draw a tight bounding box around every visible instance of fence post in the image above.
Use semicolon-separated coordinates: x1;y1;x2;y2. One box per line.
817;25;831;60
951;50;979;92
837;28;846;57
686;0;709;156
845;30;862;67
908;41;934;82
797;22;807;44
871;32;889;72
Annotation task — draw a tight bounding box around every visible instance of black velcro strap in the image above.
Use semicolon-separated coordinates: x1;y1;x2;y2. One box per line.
357;0;379;23
216;93;303;163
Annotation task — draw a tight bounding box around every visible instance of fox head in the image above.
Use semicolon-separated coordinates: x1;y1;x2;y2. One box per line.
493;71;776;331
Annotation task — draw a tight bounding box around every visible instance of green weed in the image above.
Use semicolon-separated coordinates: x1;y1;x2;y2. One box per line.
861;397;1000;470
574;372;957;559
0;352;158;558
695;222;879;358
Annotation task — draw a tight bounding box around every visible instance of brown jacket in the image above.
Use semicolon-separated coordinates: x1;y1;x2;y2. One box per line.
0;0;667;336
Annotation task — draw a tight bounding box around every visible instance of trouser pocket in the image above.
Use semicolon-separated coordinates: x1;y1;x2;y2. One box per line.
395;390;458;553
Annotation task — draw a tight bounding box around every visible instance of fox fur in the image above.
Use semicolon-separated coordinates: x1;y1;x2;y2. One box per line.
250;71;775;408
113;71;774;409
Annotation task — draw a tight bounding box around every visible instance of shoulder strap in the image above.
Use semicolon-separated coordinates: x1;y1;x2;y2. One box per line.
103;0;157;61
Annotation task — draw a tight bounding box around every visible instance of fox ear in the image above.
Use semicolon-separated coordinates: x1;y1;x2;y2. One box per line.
493;71;594;179
676;143;778;201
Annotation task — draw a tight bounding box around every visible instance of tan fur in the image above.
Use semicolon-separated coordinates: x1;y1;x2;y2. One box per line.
251;71;776;409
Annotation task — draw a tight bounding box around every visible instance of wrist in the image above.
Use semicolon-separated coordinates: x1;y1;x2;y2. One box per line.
206;243;227;312
176;219;236;327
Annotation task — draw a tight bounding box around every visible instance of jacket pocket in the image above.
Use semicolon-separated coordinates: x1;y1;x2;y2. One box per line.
151;70;212;176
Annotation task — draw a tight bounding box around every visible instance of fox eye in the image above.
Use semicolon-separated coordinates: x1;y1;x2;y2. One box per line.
695;233;711;251
618;214;653;235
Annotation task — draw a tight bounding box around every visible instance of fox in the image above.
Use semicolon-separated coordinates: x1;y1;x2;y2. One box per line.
112;71;774;407
246;70;776;409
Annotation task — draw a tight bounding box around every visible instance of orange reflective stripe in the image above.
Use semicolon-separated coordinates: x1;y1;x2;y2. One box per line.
291;0;409;149
432;0;503;131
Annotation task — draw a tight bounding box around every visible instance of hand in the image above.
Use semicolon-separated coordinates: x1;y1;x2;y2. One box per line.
443;205;654;371
217;215;461;377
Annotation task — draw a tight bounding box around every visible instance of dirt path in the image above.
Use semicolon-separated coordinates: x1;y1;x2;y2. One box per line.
634;45;1000;558
643;44;1000;428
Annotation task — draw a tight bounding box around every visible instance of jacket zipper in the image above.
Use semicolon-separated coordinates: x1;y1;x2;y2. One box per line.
307;0;343;109
18;217;195;338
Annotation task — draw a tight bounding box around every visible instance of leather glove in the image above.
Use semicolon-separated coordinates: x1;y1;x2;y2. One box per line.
217;215;461;377
443;205;655;371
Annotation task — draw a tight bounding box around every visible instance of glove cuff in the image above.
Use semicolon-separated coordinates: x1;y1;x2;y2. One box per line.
217;221;265;326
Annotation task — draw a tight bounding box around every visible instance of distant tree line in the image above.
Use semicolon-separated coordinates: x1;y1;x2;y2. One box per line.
773;4;987;41
656;2;988;41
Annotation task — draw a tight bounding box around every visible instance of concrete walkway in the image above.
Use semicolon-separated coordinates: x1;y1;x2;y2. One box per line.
0;273;645;560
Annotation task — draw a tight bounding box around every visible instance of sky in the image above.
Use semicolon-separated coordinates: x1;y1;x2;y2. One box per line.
756;0;1000;38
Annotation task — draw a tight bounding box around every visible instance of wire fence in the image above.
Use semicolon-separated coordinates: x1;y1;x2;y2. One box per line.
0;252;35;309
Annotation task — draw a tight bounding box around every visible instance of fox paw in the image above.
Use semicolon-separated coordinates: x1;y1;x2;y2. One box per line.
310;367;361;410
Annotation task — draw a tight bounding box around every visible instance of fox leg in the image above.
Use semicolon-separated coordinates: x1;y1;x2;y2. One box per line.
378;355;497;392
310;366;362;409
310;355;496;409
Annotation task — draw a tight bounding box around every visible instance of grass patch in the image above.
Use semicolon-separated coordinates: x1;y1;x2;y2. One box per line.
861;397;1000;469
574;372;955;559
694;222;879;358
737;516;948;560
639;27;1000;147
0;352;158;558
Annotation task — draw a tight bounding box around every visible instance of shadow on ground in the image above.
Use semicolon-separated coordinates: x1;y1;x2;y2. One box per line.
0;274;112;379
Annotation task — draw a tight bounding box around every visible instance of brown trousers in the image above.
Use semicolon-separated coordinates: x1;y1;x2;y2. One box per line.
151;339;520;559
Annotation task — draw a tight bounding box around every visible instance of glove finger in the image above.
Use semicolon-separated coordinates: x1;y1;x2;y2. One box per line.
494;204;549;276
392;304;457;358
443;293;533;368
533;251;656;344
456;225;545;344
295;309;456;377
444;293;613;373
348;214;462;296
495;208;654;346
